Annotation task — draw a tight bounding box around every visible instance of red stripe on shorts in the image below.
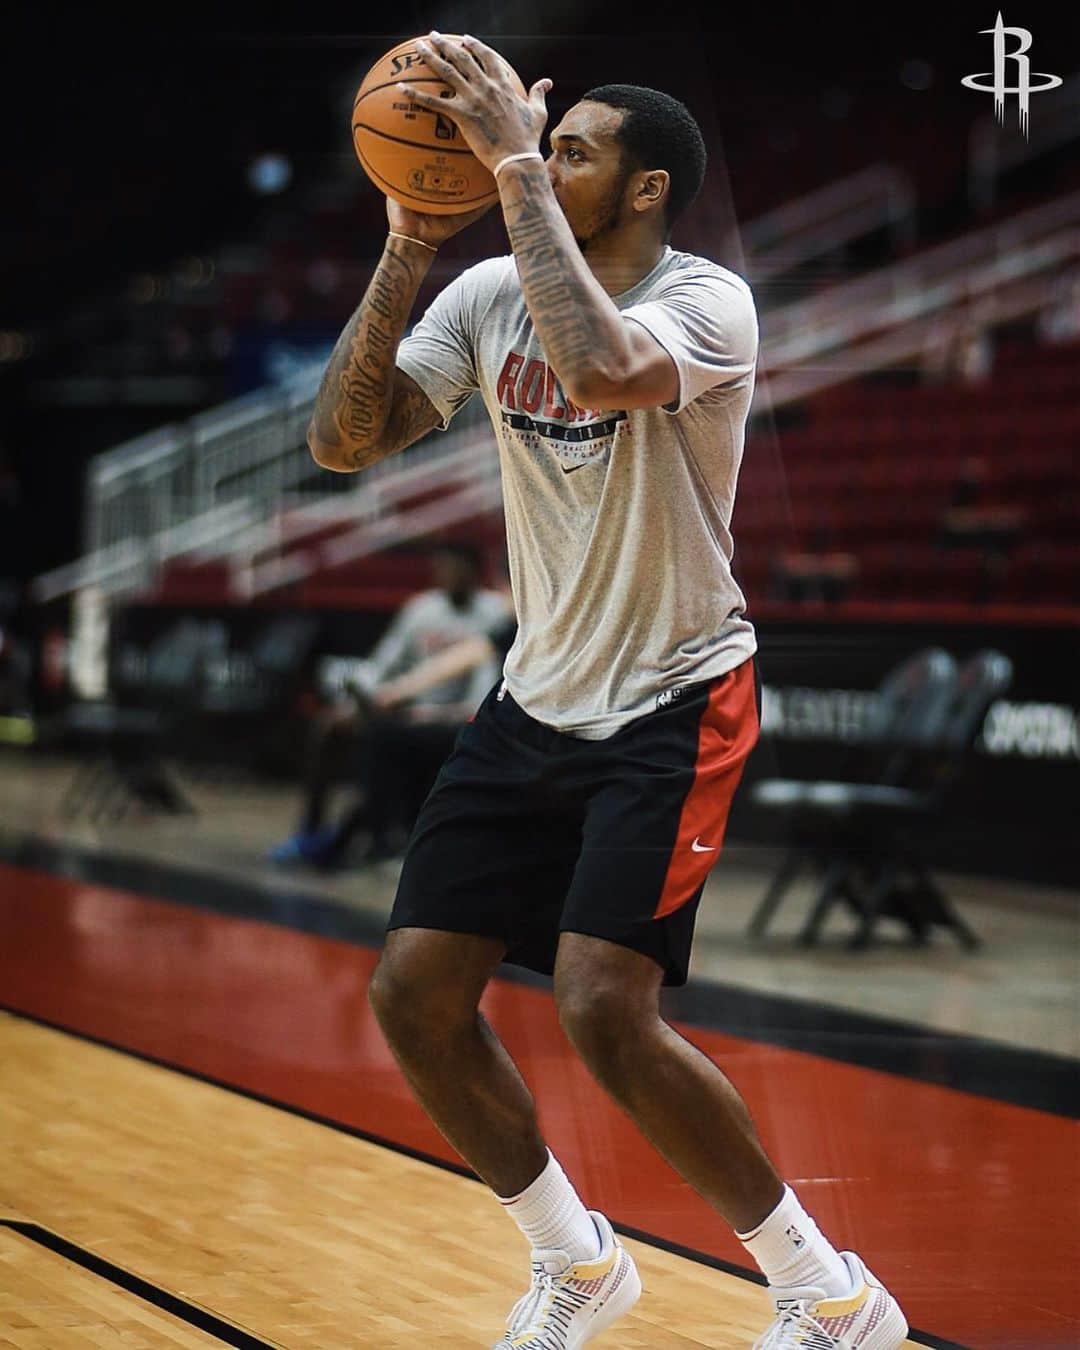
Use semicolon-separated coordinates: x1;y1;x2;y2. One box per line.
653;659;760;920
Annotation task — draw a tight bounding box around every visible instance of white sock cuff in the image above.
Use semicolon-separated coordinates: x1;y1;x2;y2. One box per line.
496;1150;600;1261
736;1183;794;1241
737;1184;851;1298
497;1149;556;1206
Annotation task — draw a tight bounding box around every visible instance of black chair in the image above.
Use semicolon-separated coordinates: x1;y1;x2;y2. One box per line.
827;649;1013;950
57;620;208;823
747;647;959;944
186;614;320;773
57;703;195;823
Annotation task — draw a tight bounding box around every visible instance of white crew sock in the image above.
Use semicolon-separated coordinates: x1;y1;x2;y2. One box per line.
497;1150;601;1261
736;1185;853;1297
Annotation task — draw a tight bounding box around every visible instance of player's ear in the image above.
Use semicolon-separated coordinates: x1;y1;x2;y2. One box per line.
633;170;669;214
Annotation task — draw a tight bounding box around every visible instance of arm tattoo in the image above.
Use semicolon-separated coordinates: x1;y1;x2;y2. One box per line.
345;376;441;470
499;163;627;394
310;243;433;465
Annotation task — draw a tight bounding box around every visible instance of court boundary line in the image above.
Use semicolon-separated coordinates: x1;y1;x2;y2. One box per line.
1;833;1075;1120
0;1218;284;1349
0;1004;968;1350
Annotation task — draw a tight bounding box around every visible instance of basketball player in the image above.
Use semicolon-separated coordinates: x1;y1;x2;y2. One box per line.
309;33;908;1350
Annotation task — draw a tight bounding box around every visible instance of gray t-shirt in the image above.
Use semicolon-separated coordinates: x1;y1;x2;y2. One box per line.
396;245;758;739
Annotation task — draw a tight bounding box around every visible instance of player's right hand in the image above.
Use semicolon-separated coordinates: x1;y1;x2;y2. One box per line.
386;197;494;251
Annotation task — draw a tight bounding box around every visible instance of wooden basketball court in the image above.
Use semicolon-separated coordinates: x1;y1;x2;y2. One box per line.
2;1014;787;1347
1;851;1075;1347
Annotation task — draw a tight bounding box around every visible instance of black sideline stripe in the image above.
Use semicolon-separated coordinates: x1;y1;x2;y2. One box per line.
0;1219;280;1348
1;833;1074;1120
0;1008;965;1350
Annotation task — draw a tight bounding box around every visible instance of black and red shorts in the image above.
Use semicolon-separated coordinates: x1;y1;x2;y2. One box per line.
387;657;760;986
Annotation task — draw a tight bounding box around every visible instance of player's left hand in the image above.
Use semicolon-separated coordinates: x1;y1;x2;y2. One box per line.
402;32;552;173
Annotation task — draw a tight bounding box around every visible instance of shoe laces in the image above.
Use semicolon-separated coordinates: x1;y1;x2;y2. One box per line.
752;1300;838;1350
506;1264;559;1337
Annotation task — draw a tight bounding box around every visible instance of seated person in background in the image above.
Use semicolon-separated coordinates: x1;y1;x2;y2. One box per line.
316;607;519;866
269;542;509;862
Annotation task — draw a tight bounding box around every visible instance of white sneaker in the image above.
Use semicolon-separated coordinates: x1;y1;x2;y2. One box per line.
753;1251;908;1349
492;1211;641;1349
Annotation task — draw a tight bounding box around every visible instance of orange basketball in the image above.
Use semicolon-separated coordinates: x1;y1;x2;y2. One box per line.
352;36;528;215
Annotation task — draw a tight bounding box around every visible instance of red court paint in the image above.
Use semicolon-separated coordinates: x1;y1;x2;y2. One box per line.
1;861;1074;1348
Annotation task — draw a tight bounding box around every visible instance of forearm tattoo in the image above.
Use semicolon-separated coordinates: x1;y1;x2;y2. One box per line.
311;245;429;462
500;164;621;390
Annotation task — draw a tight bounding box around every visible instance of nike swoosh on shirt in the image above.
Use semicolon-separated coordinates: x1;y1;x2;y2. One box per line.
691;837;717;852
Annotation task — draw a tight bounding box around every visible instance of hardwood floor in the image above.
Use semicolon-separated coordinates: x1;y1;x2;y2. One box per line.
1;1016;796;1349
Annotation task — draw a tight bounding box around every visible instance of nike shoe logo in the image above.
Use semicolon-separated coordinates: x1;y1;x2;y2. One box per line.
691;837;717;852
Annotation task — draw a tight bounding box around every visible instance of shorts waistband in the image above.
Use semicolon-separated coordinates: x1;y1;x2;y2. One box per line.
489;665;753;748
491;678;565;751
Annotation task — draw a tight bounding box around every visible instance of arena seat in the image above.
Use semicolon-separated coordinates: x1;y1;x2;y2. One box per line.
748;648;1013;948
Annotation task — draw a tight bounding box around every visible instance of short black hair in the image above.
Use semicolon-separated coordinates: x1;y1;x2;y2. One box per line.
581;84;707;229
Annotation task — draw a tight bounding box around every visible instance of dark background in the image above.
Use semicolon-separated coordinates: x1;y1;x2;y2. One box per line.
2;4;1076;889
4;2;1077;577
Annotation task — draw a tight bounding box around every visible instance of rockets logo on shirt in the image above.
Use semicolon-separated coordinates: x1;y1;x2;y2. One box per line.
495;351;626;472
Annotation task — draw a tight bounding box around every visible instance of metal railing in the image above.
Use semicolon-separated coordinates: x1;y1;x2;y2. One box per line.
35;365;491;603
38;161;931;602
761;190;1080;356
34;183;1079;606
762;249;1077;405
761;227;1080;384
732;164;916;285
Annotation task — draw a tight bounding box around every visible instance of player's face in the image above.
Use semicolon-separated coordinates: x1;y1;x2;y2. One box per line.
545;102;635;250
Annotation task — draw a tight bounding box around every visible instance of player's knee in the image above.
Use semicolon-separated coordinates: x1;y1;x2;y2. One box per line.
555;980;646;1069
372;955;429;1036
368;944;475;1046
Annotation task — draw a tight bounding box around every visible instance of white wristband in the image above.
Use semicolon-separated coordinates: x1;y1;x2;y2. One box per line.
493;151;545;179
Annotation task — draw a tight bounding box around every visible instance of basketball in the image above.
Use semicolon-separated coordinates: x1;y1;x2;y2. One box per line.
352;36;528;215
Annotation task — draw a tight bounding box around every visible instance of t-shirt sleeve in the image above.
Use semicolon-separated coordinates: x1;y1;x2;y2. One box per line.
621;271;759;414
395;269;482;430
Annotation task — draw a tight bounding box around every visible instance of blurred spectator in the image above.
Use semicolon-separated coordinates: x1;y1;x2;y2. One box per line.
268;543;509;865
319;606;519;867
1036;267;1080;345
